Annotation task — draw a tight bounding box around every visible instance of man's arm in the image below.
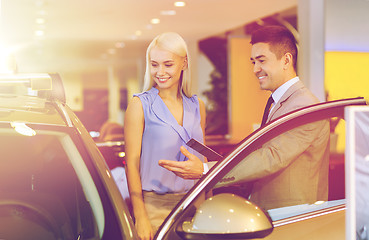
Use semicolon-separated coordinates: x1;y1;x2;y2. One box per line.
216;120;330;187
159;146;208;179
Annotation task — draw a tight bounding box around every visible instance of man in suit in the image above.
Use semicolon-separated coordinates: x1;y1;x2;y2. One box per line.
159;25;330;210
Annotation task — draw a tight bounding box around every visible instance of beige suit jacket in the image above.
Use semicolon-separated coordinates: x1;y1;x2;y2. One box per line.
221;81;330;210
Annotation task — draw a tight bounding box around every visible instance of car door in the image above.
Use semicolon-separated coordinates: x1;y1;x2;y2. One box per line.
155;97;367;240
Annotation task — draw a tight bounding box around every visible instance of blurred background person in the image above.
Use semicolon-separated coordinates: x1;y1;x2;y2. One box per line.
98;122;131;209
98;121;124;142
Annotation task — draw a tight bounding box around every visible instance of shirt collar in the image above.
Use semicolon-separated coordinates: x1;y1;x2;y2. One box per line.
271;76;299;105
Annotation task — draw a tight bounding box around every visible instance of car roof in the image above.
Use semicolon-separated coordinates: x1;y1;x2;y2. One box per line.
0;73;68;126
0;95;67;126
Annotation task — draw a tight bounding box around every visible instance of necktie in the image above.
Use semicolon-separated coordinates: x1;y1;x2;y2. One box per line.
261;96;274;127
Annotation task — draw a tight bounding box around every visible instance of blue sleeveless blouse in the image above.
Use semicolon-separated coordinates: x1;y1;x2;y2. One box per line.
134;87;204;194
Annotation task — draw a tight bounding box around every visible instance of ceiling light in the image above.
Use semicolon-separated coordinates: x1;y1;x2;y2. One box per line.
36;18;45;24
135;30;142;36
161;10;176;15
174;1;186;7
34;30;44;36
150;18;160;24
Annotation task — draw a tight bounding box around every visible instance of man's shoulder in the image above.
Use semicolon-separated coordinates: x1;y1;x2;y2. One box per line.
291;84;319;104
283;82;320;111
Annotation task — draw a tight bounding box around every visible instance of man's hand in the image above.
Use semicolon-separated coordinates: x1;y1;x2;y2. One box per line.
158;146;204;179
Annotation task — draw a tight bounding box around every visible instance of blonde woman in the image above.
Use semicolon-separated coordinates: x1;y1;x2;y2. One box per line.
124;32;206;240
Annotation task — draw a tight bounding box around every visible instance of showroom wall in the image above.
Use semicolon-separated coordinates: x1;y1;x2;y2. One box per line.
324;0;369;153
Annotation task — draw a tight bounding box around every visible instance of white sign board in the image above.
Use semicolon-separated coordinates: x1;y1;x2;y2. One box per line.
346;106;369;240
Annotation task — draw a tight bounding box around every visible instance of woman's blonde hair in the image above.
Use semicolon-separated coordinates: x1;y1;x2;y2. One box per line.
143;32;192;97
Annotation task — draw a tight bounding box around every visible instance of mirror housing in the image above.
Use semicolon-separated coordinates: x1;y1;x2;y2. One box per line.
177;193;273;239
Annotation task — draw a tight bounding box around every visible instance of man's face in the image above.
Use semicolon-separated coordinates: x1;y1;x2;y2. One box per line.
250;42;286;92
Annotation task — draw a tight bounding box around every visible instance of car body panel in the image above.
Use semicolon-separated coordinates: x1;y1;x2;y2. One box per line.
266;208;345;240
0;96;67;126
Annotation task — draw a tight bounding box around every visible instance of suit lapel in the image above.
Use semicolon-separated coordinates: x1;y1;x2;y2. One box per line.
268;81;304;122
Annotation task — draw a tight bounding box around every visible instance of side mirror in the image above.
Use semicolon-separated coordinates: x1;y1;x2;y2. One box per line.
176;193;273;239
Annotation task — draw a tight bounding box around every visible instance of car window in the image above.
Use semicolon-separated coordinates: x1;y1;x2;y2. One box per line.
66;105;134;239
0;128;104;239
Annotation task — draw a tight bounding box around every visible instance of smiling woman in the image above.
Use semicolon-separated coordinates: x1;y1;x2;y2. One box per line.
124;32;207;239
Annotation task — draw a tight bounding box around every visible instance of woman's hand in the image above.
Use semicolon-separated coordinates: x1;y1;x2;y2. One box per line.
135;215;154;240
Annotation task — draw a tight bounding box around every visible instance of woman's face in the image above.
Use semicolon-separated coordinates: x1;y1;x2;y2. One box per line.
150;46;187;91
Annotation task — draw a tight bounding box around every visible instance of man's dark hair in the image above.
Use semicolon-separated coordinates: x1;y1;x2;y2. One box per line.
250;25;298;71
